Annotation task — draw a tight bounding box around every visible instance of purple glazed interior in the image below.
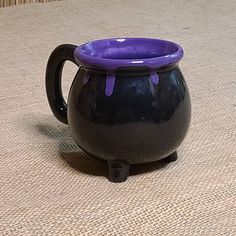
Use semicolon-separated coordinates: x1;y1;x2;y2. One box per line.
74;38;184;71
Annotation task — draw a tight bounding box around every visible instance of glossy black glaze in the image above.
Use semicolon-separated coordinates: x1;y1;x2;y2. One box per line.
163;151;178;162
46;44;77;124
46;45;191;182
108;160;130;182
68;66;191;165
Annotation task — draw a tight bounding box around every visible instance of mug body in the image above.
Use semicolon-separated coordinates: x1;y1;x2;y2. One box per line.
68;65;191;164
46;38;191;181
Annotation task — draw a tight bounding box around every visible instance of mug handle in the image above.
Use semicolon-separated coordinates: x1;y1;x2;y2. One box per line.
45;44;78;124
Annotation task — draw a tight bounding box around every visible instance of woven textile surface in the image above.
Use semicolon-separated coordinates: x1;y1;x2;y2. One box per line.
0;0;236;235
0;0;59;8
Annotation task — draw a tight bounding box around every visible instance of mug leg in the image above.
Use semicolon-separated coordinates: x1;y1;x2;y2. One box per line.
108;160;130;183
163;151;178;162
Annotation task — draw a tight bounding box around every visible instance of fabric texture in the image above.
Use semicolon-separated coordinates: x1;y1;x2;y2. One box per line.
0;0;235;235
0;0;59;8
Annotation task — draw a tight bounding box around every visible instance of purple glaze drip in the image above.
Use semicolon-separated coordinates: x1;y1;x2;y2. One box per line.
150;70;159;85
73;38;183;96
105;73;116;96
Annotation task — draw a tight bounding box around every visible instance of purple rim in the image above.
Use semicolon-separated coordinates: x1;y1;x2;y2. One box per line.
74;38;184;71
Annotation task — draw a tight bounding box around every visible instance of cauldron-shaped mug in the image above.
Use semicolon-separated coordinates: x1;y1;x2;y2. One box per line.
46;38;191;182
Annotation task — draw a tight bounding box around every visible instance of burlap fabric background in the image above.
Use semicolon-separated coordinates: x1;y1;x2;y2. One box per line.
0;0;59;8
0;0;236;235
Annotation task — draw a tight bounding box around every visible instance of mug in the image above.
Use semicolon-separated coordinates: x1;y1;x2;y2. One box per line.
46;38;191;182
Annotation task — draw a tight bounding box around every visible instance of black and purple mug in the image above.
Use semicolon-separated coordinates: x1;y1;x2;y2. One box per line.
46;38;191;182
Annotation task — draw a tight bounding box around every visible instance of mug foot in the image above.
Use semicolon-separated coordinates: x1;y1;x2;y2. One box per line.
108;160;130;183
163;151;178;162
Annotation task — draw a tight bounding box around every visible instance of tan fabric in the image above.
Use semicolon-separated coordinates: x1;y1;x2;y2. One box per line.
0;0;59;9
0;0;236;235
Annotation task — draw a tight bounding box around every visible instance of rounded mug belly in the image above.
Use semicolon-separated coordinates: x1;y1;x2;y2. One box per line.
68;66;191;164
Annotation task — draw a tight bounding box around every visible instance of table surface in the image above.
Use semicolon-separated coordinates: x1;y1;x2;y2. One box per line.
0;0;236;235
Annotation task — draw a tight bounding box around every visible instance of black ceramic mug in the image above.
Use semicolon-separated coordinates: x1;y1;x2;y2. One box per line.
46;38;191;182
